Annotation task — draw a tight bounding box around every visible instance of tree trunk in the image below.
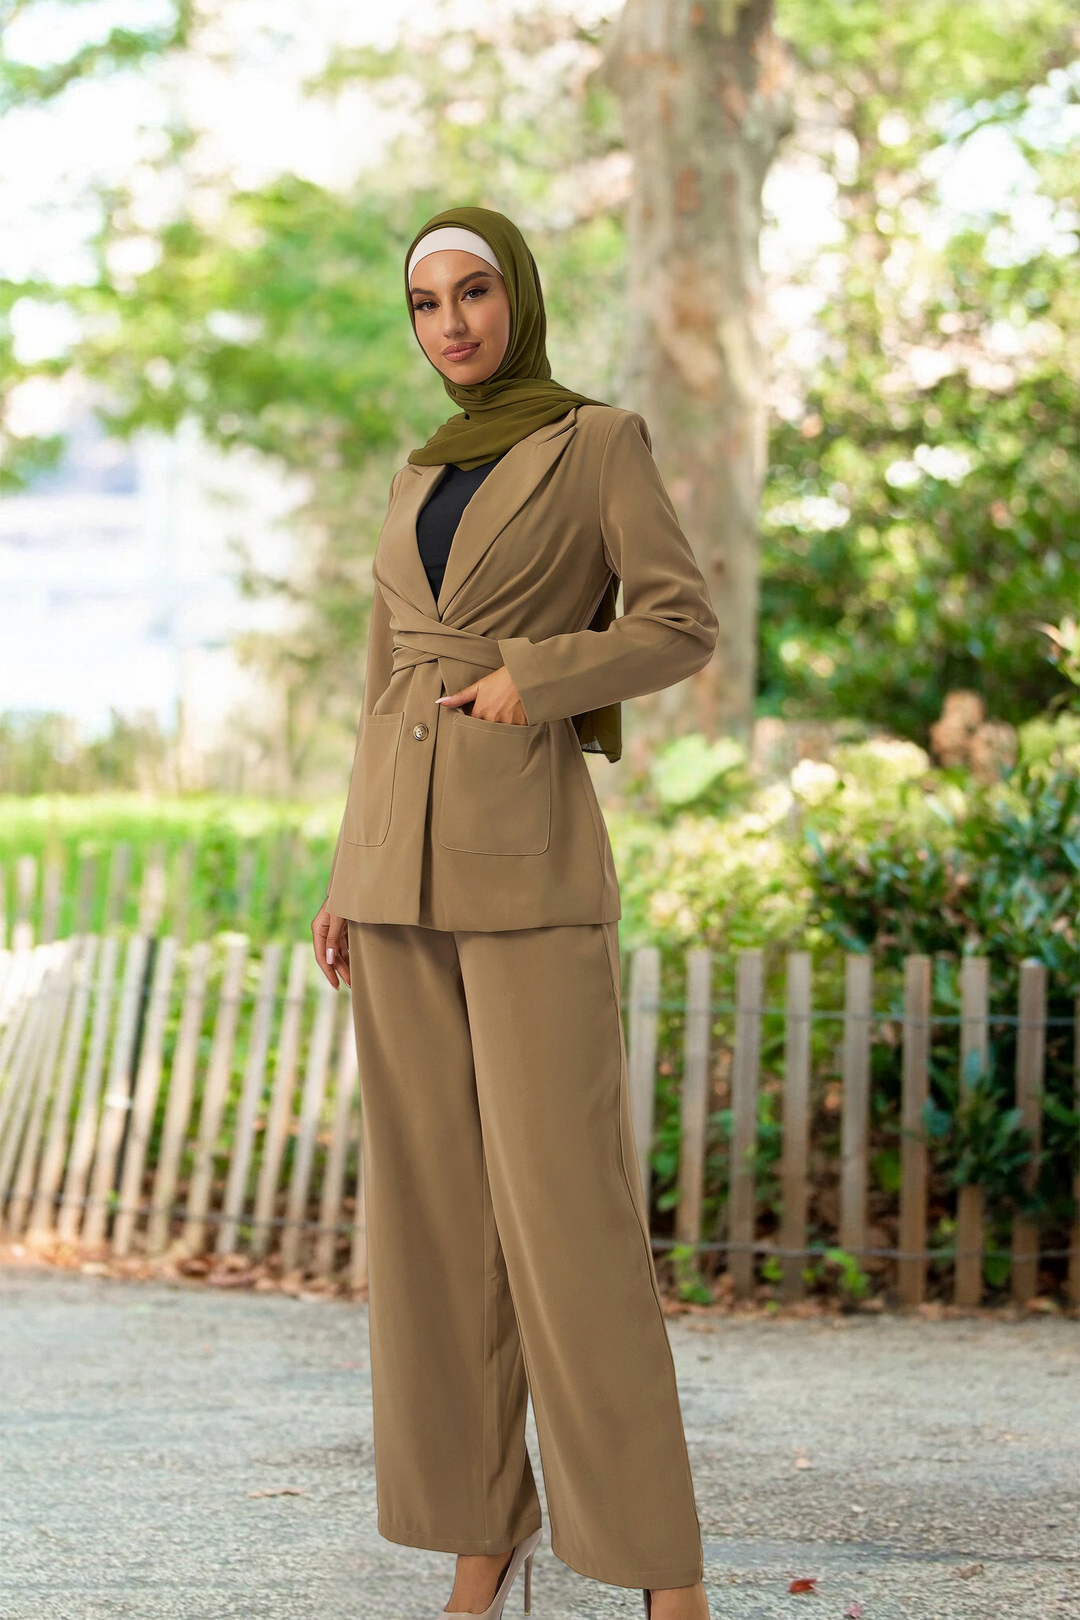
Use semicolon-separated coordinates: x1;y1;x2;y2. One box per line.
600;0;792;745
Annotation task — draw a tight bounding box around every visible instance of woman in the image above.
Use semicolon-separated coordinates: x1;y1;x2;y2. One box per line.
311;206;718;1620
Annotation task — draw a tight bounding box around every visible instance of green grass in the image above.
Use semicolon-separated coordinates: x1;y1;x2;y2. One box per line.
0;795;341;943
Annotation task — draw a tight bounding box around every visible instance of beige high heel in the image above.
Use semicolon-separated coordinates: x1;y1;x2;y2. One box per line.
439;1527;543;1618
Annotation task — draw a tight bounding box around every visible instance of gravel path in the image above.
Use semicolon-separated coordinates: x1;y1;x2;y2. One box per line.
0;1266;1077;1620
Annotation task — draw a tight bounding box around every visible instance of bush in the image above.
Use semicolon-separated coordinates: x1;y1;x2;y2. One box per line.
610;716;1078;1298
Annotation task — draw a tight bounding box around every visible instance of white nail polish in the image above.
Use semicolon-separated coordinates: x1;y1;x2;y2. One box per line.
327;948;334;963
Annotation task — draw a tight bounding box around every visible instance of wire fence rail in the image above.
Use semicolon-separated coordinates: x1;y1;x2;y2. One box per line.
0;931;1076;1306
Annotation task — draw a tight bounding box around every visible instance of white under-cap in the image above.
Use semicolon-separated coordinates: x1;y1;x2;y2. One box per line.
407;227;503;286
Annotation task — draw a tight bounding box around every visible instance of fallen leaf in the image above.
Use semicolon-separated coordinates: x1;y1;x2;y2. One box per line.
176;1256;212;1276
789;1577;817;1593
208;1269;256;1289
246;1487;304;1499
955;1563;983;1579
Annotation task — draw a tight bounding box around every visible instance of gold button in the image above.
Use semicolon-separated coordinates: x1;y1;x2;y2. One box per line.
412;723;429;741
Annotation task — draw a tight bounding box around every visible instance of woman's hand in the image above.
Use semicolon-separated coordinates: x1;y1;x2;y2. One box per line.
312;900;351;989
437;664;527;724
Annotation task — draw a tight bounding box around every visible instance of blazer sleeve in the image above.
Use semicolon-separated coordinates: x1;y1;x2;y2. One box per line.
325;476;402;900
496;411;718;724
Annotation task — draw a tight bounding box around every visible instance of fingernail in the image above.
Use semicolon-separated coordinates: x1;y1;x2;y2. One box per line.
327;948;334;963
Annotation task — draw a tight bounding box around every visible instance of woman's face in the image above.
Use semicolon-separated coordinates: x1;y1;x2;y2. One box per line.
409;249;511;385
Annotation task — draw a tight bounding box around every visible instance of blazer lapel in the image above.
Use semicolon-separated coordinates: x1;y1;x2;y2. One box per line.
373;461;445;619
374;407;580;622
437;407;578;615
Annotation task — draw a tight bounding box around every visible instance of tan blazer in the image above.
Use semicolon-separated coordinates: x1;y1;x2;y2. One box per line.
326;403;718;931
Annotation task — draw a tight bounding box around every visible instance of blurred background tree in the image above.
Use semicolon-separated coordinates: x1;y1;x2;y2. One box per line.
760;0;1079;737
0;0;1076;787
2;3;1075;1281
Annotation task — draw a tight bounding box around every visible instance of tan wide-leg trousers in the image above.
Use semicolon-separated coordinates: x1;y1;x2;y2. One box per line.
347;918;704;1591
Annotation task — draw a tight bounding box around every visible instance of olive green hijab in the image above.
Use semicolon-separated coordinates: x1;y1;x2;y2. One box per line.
403;205;622;762
404;204;607;472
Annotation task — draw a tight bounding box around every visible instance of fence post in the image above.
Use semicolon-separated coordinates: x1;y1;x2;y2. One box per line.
216;944;283;1256
83;934;151;1248
1070;992;1080;1309
729;950;763;1298
281;976;337;1275
75;857;99;935
0;950;48;1114
780;951;812;1301
147;940;211;1254
315;1001;360;1279
252;942;309;1259
675;949;712;1263
57;936;121;1243
182;937;249;1254
236;846;257;931
6;944;77;1233
0;951;12;1025
40;858;63;945
103;843;132;932
28;936;99;1240
137;845;167;937
1012;959;1047;1302
627;946;661;1208
956;956;989;1307
104;842;133;933
840;954;872;1268
0;959;57;1202
898;955;931;1306
169;844;196;944
13;855;37;951
112;938;179;1256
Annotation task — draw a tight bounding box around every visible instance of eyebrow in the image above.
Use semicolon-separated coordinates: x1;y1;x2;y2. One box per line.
409;269;495;297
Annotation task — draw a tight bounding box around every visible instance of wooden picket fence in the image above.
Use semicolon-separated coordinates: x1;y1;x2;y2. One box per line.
0;935;367;1289
0;934;1076;1306
1;843;315;950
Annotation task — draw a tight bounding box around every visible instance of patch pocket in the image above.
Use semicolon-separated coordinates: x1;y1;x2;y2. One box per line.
343;712;403;846
437;712;551;857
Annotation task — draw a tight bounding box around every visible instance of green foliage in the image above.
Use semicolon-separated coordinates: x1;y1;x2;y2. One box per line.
2;0;1076;754
3;722;1077;1295
0;710;170;795
921;1059;1034;1205
0;7;627;770
611;720;1078;1291
79;180;429;469
669;1243;714;1305
762;1;1079;738
804;748;1079;978
0;0;194;113
0;794;340;942
777;0;1077;107
820;1247;871;1304
649;734;750;819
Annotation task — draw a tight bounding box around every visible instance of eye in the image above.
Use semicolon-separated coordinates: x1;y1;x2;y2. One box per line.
412;298;436;313
463;285;487;299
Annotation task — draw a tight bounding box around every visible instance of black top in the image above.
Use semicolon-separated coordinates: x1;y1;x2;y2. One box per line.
415;454;507;604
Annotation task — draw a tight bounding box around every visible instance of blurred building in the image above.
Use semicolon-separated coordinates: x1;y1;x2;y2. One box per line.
0;394;301;789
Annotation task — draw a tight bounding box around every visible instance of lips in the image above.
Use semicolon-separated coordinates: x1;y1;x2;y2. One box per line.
443;342;480;360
